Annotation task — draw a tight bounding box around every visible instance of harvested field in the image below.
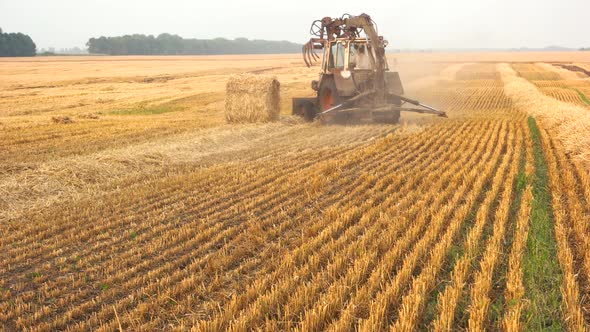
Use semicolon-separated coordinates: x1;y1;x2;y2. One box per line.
512;63;590;107
1;53;590;331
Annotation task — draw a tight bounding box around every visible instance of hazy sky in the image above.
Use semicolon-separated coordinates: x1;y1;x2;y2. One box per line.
1;0;588;50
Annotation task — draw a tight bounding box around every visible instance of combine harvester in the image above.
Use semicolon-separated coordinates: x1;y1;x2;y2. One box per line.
292;13;446;123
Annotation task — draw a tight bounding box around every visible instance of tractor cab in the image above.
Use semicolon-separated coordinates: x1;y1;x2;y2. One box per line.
320;39;393;102
324;39;381;74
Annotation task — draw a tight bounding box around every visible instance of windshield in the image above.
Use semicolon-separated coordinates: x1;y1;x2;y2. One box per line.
330;42;345;70
349;43;373;70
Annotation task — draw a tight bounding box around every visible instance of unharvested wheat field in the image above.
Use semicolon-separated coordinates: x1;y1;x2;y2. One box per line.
2;53;590;331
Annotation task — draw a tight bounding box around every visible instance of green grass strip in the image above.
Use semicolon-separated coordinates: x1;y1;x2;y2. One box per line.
522;117;563;331
109;105;179;115
572;88;590;106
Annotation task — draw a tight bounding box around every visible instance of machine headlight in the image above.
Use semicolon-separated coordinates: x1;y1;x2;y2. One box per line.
341;70;352;80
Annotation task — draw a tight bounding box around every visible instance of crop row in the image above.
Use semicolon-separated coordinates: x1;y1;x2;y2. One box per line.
538;124;590;331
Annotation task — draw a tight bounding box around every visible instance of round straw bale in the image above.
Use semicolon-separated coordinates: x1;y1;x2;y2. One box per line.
225;74;280;123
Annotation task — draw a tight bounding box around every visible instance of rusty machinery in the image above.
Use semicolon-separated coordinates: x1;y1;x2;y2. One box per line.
292;13;446;123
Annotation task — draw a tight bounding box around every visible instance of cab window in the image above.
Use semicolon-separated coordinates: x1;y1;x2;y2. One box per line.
329;42;345;70
351;44;372;70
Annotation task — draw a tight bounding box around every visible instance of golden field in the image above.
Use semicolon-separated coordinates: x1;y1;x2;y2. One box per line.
1;52;590;331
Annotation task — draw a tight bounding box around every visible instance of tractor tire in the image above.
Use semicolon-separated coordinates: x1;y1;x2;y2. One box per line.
318;77;341;112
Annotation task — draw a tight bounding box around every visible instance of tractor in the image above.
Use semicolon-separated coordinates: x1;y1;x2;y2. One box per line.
292;13;446;123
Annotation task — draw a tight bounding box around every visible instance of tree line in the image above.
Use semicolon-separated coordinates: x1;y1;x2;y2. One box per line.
0;28;36;57
86;34;302;55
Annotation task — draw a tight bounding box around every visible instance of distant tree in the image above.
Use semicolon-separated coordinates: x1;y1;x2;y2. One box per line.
86;33;301;55
38;50;56;56
57;47;87;55
0;28;36;56
87;36;110;54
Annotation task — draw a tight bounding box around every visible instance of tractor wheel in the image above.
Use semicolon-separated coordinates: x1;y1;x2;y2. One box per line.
318;77;341;112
